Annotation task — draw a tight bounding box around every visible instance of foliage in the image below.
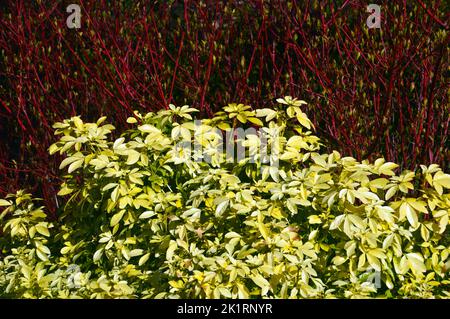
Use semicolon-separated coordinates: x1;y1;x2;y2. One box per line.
0;1;448;209
1;97;450;298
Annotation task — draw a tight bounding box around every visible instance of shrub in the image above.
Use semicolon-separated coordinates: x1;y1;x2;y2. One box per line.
1;1;448;208
1;97;450;298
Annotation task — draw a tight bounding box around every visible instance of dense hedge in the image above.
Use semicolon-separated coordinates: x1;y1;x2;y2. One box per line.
1;1;448;211
1;98;449;298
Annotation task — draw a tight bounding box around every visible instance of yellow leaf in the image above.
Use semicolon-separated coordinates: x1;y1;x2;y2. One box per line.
237;114;247;123
110;210;125;227
400;202;418;228
311;154;327;167
169;280;184;289
296;112;312;129
258;213;270;240
255;108;277;121
251;274;270;289
57;186;74;196
385;186;398;200
138;124;159;133
138;253;150;266
367;254;381;271
248;117;263;126
215;200;229;217
35;224;50;237
280;151;298;161
370;178;389;189
127;117;138;124
408;200;428;214
0;199;12;206
48;144;59;155
126;150;140;165
406;253;426;273
237;283;250;298
72;116;83;130
68;159;84;173
332;256;346;266
369;248;386;259
166;240;177;261
379;162;398;176
358;253;366;269
308;215;322;224
434;172;450;188
59;155;80;169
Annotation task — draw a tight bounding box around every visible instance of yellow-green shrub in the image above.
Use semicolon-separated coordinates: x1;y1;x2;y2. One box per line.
1;97;450;298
